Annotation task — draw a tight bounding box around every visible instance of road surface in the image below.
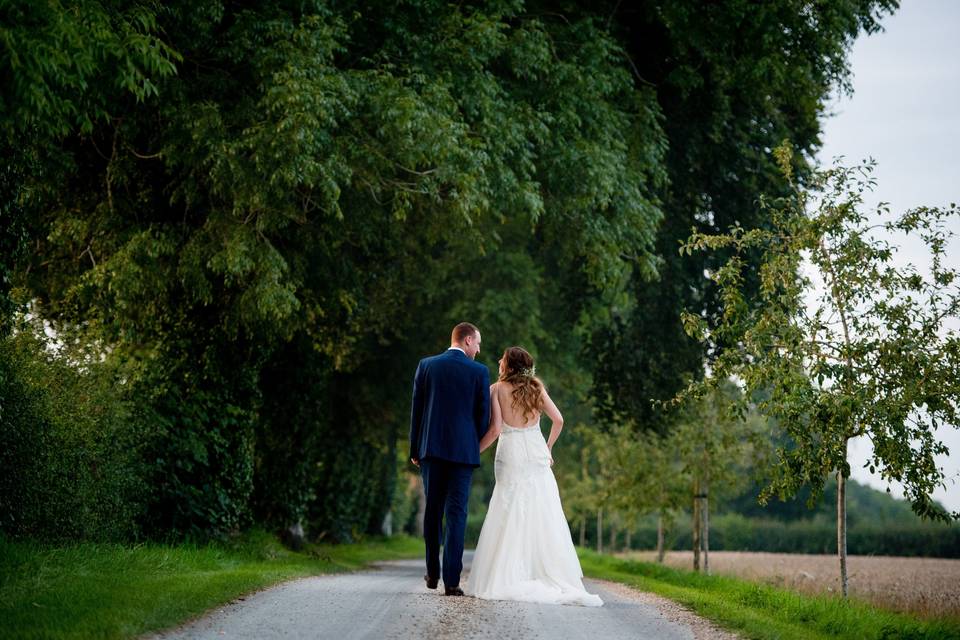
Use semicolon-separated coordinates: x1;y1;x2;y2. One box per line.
145;551;731;640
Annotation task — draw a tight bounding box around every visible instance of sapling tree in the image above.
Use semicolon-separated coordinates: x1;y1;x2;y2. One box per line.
678;143;960;595
597;422;666;553
556;425;604;549
671;382;762;573
614;427;686;562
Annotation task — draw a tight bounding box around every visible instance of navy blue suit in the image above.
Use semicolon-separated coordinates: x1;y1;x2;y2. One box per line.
410;348;490;587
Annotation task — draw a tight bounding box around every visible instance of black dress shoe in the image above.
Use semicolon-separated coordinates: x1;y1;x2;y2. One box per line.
444;586;465;596
424;574;438;589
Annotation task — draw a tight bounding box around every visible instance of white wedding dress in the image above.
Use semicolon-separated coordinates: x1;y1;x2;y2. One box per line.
465;420;603;607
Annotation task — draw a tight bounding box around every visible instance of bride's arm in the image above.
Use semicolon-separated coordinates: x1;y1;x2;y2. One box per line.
479;383;502;453
541;385;564;451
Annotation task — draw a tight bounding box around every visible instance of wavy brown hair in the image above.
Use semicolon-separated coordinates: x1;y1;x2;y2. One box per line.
499;346;544;422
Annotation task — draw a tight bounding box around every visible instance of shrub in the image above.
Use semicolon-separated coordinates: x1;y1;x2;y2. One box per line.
0;321;148;542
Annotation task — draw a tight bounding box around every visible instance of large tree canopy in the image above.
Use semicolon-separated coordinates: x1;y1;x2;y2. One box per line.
7;0;667;354
587;0;898;433
3;0;665;541
1;0;899;542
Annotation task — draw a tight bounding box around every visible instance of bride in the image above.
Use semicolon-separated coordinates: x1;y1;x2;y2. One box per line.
465;346;603;607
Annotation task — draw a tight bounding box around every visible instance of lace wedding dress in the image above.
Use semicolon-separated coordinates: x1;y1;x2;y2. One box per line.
465;420;603;607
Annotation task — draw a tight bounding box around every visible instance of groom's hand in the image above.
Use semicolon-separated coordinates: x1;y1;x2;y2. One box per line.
411;457;420;467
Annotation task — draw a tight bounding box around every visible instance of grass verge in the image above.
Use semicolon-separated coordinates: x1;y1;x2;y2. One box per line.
0;529;424;640
578;548;960;640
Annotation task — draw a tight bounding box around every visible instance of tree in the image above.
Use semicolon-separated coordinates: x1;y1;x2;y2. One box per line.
679;143;960;595
607;425;685;560
4;1;666;542
1;0;179;335
670;383;766;573
554;436;597;548
588;0;900;436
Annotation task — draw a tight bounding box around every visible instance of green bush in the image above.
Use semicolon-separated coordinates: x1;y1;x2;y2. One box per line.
139;383;258;543
0;321;148;542
251;339;409;544
0;315;401;546
0;317;263;546
134;329;261;543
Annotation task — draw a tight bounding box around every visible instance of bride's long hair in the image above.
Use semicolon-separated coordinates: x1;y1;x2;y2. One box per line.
499;346;544;422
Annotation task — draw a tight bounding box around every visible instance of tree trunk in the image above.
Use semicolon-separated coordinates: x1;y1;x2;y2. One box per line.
609;522;616;552
596;508;603;554
579;517;586;547
838;450;849;597
625;525;632;552
692;477;701;572
282;521;305;551
381;510;393;537
656;513;665;563
819;238;853;599
703;476;710;576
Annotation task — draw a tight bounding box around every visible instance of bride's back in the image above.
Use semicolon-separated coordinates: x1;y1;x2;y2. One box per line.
495;381;541;428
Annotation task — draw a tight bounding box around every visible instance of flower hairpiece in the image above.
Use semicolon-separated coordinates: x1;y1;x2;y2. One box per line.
518;366;536;378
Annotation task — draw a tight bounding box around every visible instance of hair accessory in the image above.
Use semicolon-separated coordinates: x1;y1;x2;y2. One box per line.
518;366;536;378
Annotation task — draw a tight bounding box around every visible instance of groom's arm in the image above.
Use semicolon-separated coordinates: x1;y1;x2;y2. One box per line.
474;366;491;441
409;361;426;465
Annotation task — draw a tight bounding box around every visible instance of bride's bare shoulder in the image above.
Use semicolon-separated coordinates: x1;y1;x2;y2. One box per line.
497;381;518;394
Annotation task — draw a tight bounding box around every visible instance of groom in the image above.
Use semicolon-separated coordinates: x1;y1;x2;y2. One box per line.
410;322;491;596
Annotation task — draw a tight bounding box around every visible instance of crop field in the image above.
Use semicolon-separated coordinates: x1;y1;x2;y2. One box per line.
623;550;960;619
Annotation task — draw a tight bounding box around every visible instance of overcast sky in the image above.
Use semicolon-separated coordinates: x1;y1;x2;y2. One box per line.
816;0;960;513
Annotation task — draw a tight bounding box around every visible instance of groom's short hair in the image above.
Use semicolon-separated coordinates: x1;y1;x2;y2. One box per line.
451;322;479;344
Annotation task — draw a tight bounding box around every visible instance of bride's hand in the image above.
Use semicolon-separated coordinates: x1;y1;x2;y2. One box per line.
548;447;554;466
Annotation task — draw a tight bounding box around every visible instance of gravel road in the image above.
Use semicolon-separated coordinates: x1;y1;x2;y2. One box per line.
145;551;730;640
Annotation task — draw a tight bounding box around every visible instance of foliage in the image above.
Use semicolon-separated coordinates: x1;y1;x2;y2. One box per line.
671;383;769;503
4;0;666;543
2;0;913;550
0;315;147;543
0;146;28;336
680;146;960;522
588;0;900;436
136;338;262;541
726;474;927;527
0;0;180;138
565;475;958;558
559;385;767;558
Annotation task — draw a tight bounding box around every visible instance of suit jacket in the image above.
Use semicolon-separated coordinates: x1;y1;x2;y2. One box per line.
409;348;491;467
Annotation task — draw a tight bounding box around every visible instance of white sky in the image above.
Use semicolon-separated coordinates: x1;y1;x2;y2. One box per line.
816;0;960;514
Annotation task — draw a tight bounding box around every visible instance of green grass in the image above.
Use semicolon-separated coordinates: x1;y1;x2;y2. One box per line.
7;530;956;640
577;548;960;640
0;529;424;640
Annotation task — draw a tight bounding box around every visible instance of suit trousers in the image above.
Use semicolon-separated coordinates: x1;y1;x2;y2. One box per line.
420;458;474;588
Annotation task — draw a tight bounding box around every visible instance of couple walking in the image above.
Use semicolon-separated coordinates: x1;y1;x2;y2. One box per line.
409;322;602;607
